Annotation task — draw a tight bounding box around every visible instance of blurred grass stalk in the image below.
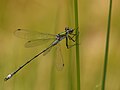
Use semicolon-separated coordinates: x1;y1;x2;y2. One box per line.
50;7;60;90
102;0;112;90
74;0;80;90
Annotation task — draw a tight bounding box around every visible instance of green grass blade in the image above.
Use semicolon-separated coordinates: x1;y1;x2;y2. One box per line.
102;0;112;90
74;0;80;90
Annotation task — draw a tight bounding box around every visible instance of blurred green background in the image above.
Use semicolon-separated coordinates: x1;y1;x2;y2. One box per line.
0;0;120;90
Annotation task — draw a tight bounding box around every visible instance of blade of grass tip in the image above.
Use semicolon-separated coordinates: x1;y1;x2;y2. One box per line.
101;0;112;90
74;0;80;90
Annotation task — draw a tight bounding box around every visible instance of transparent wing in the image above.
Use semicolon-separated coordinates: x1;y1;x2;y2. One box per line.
42;39;56;56
14;29;56;40
25;38;55;48
55;44;64;71
43;46;52;56
42;43;64;70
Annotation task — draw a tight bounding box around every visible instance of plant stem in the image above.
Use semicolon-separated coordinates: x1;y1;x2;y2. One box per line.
74;0;80;90
102;0;112;90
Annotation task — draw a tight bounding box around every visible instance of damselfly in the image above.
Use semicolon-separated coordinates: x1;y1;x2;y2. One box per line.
4;27;77;81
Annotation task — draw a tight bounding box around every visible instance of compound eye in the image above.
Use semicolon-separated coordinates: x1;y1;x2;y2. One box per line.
65;27;69;31
69;29;74;33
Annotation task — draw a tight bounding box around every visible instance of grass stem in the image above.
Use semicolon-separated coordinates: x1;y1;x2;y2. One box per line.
74;0;80;90
102;0;112;90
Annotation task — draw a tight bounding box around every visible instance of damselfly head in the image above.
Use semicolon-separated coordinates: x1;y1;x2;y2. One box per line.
65;27;69;31
65;27;74;34
69;29;74;34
